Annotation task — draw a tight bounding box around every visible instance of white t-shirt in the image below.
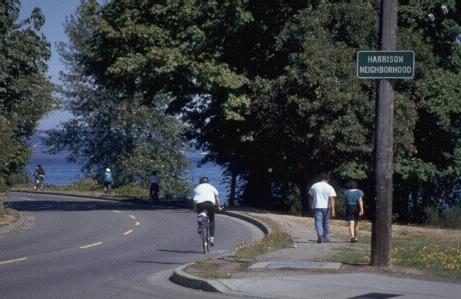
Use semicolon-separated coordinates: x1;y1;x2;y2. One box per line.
308;181;336;209
193;183;219;204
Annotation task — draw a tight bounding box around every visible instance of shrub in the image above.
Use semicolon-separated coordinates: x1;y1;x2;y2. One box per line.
425;205;461;228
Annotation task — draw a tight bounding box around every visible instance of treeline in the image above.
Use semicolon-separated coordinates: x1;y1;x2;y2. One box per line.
48;0;461;223
0;0;53;199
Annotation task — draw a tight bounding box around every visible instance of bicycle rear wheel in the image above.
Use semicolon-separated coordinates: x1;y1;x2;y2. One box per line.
201;225;207;254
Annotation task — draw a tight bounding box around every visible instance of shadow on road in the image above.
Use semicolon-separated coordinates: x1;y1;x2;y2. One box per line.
158;249;204;254
6;199;191;212
135;260;185;265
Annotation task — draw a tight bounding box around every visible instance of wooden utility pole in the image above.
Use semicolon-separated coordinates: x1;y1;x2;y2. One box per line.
371;0;397;267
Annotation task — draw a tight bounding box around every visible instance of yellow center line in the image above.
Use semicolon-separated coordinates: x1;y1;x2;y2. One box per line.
135;222;140;226
0;257;27;265
123;229;134;235
112;210;121;213
80;242;103;249
129;215;137;220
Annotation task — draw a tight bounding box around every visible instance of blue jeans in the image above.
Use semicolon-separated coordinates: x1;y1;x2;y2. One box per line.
314;208;330;239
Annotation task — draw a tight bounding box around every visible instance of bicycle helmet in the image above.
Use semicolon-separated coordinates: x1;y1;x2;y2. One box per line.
199;176;209;184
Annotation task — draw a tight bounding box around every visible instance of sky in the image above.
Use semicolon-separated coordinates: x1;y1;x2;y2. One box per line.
20;0;82;130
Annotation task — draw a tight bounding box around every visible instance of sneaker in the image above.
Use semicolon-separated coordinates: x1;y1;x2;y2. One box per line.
209;237;214;246
197;227;202;234
317;237;323;244
351;238;358;243
323;238;330;243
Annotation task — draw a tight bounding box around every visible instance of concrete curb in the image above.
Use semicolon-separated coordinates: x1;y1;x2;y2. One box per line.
221;210;271;236
170;263;231;293
170;211;271;293
0;211;24;235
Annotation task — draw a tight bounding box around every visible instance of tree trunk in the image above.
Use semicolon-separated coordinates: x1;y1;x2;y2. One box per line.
228;169;237;208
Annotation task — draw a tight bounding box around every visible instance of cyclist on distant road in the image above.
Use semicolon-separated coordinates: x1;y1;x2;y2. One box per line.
33;164;46;190
193;177;222;246
103;168;113;195
149;170;160;203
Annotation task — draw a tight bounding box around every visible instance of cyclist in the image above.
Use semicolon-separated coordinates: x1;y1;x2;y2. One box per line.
149;170;160;202
103;168;113;195
33;164;45;190
193;177;222;246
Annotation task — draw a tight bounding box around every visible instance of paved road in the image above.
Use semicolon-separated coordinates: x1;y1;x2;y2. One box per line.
0;192;264;298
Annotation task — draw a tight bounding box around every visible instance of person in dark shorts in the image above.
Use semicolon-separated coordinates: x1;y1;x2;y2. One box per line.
343;180;364;243
149;171;159;202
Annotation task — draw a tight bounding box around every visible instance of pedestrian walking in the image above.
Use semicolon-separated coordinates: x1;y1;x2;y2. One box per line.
343;180;364;243
308;173;337;243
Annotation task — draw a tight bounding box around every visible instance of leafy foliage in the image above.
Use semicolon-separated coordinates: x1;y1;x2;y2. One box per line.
0;0;53;193
52;0;461;221
47;0;190;197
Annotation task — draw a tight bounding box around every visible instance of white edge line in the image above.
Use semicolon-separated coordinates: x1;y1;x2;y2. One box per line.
0;257;28;265
123;230;134;235
80;242;103;249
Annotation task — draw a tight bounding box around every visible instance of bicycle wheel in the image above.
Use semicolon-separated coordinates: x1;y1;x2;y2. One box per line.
205;225;210;253
201;224;207;254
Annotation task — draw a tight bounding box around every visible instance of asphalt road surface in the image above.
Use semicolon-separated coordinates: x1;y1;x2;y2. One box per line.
0;192;264;298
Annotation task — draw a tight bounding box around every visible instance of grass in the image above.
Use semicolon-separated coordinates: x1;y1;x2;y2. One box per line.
329;220;461;280
233;214;292;259
0;208;20;227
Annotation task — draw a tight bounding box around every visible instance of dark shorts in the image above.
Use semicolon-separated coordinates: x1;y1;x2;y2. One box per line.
196;201;216;223
346;205;360;221
150;183;159;193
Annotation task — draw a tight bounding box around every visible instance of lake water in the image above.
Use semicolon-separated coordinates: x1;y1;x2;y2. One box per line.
27;151;228;200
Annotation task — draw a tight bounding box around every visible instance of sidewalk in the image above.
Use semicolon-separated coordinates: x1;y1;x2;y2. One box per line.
172;212;461;299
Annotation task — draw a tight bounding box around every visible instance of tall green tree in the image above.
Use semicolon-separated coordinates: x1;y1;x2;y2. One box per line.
47;0;190;197
0;0;53;196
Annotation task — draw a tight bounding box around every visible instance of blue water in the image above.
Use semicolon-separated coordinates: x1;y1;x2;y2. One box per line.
27;151;228;200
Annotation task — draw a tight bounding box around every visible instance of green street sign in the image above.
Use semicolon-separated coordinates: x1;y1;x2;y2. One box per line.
357;50;414;79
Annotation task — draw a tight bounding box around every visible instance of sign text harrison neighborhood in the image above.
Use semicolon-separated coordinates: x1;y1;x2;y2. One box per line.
357;51;415;79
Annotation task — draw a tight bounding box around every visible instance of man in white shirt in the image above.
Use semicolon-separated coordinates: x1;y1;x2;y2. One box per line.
308;173;337;243
193;177;222;245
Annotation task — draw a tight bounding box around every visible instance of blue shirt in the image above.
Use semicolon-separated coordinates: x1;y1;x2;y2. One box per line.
103;171;113;183
343;189;364;206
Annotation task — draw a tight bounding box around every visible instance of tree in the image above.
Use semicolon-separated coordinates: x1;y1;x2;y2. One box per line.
54;0;461;220
0;0;53;195
47;0;190;197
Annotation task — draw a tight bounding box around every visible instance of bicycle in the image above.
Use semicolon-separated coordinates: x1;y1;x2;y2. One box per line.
34;175;45;191
197;210;211;254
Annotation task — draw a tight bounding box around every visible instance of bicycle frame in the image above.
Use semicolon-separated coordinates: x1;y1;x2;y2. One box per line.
197;211;210;254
